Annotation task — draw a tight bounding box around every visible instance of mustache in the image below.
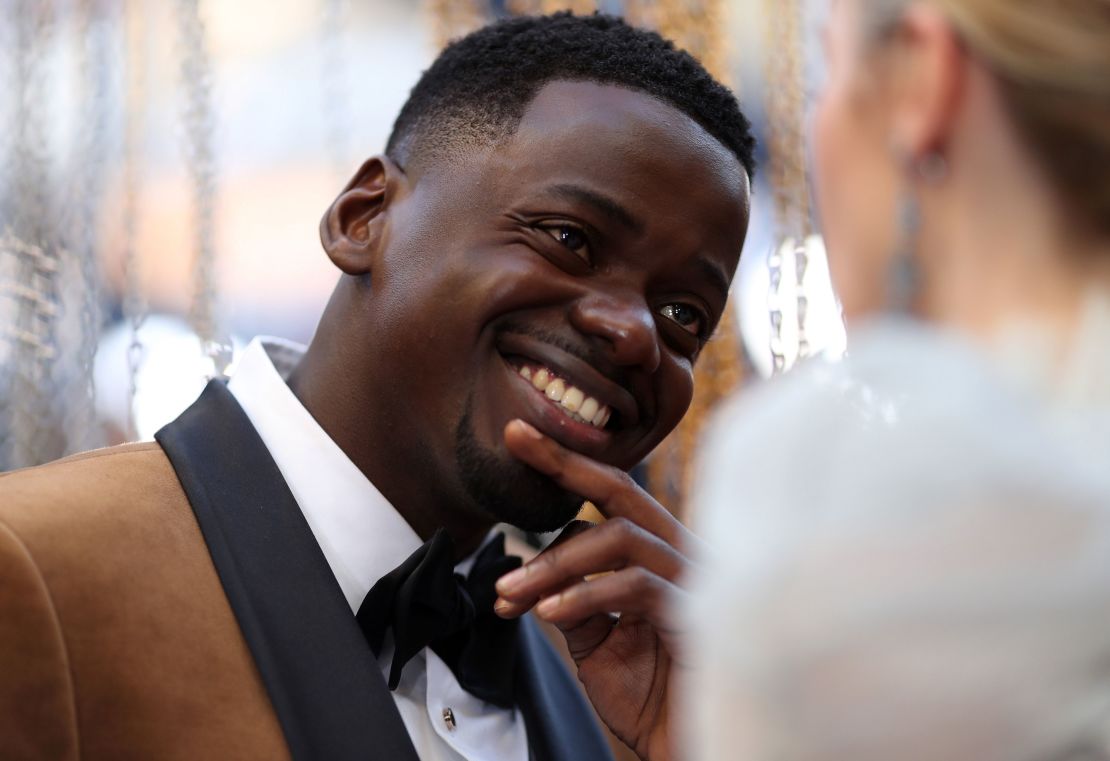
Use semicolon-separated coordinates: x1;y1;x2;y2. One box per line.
497;322;632;391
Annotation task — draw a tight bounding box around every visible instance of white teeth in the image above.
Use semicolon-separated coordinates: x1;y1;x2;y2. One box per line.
514;362;613;430
561;387;584;413
544;378;566;402
592;406;610;427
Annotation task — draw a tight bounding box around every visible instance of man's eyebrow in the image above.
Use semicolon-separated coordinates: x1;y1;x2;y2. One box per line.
547;183;644;235
544;183;732;302
695;256;732;304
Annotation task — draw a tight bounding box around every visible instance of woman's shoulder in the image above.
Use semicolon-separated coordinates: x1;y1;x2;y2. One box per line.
703;321;992;472
695;319;1108;537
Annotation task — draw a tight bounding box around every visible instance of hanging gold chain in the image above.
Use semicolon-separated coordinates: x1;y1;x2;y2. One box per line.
1;0;66;469
0;231;63;468
762;0;814;373
62;0;112;454
319;0;353;183
762;0;811;240
174;0;230;376
121;0;148;440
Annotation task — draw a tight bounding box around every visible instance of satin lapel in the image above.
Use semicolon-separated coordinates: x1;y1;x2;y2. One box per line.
156;380;420;761
515;616;615;761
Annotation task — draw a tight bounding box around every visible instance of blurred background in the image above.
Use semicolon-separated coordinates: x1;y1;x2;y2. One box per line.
0;0;844;512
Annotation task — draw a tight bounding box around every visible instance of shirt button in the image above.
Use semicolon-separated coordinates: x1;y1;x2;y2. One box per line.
442;707;457;731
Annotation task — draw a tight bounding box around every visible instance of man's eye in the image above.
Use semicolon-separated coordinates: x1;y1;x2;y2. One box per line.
541;224;590;261
658;303;705;336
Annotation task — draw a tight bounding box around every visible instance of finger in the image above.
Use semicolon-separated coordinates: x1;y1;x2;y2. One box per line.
495;516;687;605
548;518;595;549
493;573;578;619
494;521;594;618
533;567;684;642
504;419;700;551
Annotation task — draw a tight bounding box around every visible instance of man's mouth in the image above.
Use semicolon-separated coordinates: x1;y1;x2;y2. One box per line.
494;331;641;449
513;363;612;429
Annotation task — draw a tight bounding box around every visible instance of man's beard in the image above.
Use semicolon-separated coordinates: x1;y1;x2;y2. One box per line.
454;397;583;533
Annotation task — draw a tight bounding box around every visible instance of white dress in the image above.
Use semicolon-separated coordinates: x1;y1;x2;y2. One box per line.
683;291;1110;761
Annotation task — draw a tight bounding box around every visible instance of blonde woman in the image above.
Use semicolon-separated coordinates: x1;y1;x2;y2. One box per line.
685;1;1110;760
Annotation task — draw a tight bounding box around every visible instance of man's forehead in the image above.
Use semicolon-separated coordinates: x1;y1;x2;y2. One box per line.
506;79;747;197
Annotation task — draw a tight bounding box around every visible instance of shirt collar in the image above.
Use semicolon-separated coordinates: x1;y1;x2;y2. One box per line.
227;336;424;613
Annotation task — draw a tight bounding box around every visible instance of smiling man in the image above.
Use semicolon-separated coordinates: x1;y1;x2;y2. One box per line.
0;13;753;761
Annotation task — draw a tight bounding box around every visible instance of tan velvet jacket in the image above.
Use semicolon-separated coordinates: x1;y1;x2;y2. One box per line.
0;379;619;761
0;443;292;761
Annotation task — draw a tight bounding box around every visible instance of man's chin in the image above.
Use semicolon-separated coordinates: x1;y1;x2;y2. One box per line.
458;444;583;533
455;408;582;533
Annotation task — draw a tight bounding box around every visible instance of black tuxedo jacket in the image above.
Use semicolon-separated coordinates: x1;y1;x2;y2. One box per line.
155;380;615;761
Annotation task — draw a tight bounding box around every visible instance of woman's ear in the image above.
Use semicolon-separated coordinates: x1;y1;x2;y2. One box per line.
319;155;406;275
887;4;967;161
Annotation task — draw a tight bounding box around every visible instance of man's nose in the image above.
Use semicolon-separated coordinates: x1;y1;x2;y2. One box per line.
569;291;661;374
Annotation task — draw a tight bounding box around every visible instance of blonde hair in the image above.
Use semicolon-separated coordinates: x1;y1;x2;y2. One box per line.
871;0;1110;236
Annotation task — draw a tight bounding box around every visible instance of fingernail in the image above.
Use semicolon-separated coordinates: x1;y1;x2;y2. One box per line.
494;598;513;615
496;566;527;594
535;594;562;618
513;419;543;440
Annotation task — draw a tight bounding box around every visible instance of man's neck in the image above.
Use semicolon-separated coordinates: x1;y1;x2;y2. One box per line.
286;337;495;560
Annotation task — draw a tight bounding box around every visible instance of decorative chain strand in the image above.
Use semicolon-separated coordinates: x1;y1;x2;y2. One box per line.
61;0;112;455
762;0;813;373
1;0;65;470
794;240;810;358
762;0;811;239
121;0;148;440
319;0;353;183
174;0;229;375
1;231;64;468
767;240;787;373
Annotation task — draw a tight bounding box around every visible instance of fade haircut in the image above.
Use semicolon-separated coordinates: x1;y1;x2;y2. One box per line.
386;12;756;180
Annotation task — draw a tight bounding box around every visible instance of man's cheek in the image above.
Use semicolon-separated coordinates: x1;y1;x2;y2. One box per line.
659;370;696;432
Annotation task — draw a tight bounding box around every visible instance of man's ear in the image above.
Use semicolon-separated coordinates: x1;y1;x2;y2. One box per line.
319;155;406;275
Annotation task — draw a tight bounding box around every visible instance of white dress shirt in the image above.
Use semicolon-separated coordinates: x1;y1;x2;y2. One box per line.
227;336;529;761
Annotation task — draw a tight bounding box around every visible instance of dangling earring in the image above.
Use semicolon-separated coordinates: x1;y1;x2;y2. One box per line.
888;191;921;313
887;151;947;315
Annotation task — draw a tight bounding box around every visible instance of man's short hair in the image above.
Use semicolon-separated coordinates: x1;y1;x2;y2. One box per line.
386;12;756;180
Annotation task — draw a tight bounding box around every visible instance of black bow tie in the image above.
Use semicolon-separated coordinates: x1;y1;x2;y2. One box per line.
356;528;523;708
